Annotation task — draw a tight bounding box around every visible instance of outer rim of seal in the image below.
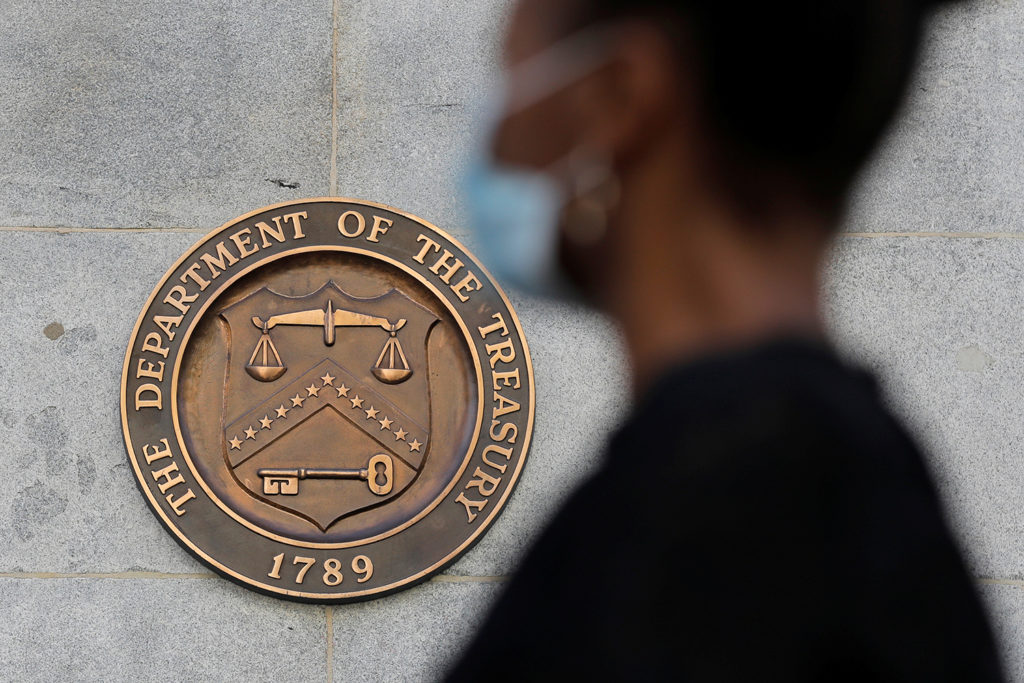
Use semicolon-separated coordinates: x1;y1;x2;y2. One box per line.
119;197;535;601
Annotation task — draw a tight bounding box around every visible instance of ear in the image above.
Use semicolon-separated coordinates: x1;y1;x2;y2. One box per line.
574;23;691;166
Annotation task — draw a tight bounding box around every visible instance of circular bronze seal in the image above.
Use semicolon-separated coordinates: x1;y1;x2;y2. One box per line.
120;199;534;601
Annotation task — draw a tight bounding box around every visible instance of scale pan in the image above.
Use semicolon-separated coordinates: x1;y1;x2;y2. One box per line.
246;364;287;382
373;367;411;384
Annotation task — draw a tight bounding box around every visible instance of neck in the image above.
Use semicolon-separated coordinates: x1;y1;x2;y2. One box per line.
600;156;832;397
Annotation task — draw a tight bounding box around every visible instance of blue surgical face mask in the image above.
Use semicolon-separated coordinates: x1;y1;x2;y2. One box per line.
462;27;614;298
463;148;565;296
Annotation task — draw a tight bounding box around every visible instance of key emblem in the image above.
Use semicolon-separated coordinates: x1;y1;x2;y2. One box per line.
258;454;394;496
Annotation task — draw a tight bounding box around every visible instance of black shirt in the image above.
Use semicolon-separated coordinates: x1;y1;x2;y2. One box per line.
446;338;1003;681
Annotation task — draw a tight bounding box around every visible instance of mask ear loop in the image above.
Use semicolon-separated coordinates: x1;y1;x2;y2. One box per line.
498;26;624;249
497;25;623;251
501;23;621;118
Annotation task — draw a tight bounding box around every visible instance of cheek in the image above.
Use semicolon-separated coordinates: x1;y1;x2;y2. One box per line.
495;103;577;168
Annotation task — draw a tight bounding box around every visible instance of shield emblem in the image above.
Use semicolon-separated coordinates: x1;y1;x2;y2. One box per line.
218;281;438;532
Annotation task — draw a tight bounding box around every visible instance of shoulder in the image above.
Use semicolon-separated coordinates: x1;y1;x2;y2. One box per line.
598;345;945;552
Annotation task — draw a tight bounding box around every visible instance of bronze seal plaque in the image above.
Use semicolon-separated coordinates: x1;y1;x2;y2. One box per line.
120;199;534;601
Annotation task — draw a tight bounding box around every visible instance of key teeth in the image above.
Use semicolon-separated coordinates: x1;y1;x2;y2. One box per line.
261;476;299;495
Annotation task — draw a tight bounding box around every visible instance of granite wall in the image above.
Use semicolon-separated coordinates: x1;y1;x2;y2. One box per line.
0;0;1021;680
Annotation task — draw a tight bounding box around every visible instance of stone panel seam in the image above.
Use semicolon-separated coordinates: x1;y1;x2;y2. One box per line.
841;231;1024;239
978;578;1024;588
0;573;1004;585
0;226;206;234
0;572;217;579
329;0;340;196
0;572;507;580
431;575;509;583
4;227;1024;240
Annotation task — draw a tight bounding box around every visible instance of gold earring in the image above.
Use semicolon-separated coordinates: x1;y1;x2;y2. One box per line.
562;151;620;246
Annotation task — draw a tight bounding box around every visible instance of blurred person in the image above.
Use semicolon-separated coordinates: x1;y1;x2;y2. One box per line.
448;0;1003;681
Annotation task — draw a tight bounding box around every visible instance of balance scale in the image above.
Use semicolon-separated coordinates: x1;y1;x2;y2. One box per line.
245;299;411;385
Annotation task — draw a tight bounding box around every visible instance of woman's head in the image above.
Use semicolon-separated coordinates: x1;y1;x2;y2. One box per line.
551;0;955;219
470;0;960;312
498;0;960;220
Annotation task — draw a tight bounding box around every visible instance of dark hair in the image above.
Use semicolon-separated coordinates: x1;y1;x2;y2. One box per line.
571;0;961;222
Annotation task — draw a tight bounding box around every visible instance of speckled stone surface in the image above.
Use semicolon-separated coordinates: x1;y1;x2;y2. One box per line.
0;577;327;682
845;1;1024;234
333;579;503;682
0;0;1022;680
332;0;509;245
826;236;1024;581
0;231;203;572
981;582;1024;681
0;0;332;229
